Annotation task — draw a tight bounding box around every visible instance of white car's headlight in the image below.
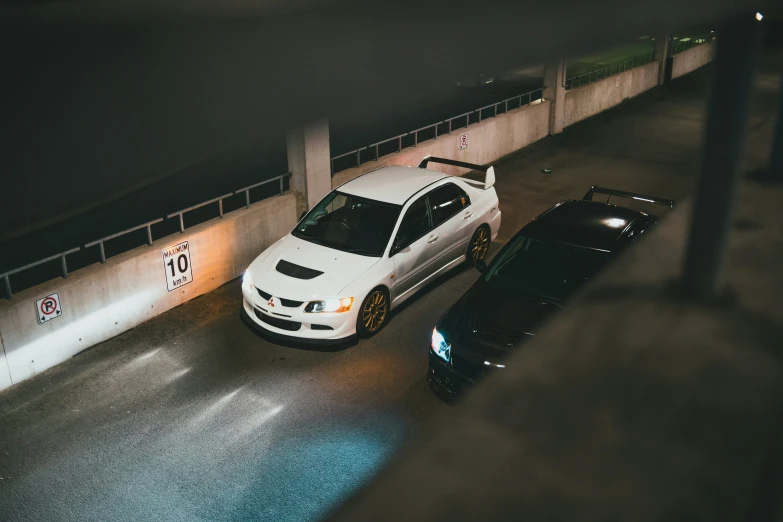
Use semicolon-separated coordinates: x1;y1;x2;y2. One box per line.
431;328;451;362
243;269;253;287
304;297;354;313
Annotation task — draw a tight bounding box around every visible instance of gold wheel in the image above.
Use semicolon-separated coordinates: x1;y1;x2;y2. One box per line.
362;290;388;333
470;227;490;262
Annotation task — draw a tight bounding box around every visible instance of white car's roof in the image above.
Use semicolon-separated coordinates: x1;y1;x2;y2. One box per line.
337;166;450;205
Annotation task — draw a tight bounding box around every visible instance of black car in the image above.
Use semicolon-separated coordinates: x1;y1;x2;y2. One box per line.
428;186;674;399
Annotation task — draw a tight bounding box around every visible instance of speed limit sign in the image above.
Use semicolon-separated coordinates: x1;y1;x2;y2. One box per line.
162;241;194;292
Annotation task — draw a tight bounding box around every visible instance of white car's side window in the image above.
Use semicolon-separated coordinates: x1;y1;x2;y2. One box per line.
394;195;431;250
457;185;471;207
429;183;468;228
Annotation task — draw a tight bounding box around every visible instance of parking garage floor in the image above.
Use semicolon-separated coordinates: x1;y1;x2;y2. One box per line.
2;60;778;522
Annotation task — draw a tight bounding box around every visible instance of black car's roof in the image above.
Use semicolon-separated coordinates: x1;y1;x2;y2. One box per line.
521;200;650;252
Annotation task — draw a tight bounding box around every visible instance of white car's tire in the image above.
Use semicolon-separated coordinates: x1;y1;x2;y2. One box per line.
356;287;390;338
466;225;491;266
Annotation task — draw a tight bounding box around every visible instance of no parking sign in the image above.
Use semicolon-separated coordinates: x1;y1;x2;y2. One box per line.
35;292;62;324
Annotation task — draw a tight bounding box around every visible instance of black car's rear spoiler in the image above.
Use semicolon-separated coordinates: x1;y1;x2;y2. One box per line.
418;156;495;190
583;186;675;209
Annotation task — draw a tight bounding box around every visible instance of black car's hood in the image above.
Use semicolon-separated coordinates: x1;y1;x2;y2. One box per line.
444;281;561;366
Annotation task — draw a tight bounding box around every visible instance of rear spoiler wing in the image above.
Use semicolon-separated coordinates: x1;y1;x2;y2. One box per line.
583;186;675;209
418;156;495;190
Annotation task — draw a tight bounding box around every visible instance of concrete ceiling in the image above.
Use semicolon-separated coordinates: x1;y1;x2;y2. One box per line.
0;0;774;192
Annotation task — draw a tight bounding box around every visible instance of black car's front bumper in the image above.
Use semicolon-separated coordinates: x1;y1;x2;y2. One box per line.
427;349;478;399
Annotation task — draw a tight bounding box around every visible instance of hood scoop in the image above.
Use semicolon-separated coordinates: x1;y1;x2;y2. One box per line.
275;259;323;280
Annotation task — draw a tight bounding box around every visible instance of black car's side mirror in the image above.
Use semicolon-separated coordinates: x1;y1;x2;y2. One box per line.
475;259;487;273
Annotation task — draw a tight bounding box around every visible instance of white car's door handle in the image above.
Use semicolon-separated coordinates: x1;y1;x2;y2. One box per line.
463;210;474;219
427;235;439;243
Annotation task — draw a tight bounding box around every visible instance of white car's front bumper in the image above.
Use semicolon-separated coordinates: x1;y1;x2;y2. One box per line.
241;281;358;342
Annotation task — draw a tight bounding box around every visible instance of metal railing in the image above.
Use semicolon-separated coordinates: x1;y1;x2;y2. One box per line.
235;174;289;210
1;248;80;301
672;37;712;55
167;193;233;233
330;87;544;175
564;51;656;90
1;172;291;299
85;218;163;264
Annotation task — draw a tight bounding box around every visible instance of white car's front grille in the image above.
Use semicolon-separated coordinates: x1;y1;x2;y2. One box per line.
255;288;304;308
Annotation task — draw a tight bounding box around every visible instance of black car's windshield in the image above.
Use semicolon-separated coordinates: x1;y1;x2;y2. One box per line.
484;235;611;302
292;191;401;257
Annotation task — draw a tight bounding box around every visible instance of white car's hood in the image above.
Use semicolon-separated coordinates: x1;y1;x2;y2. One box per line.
249;235;380;301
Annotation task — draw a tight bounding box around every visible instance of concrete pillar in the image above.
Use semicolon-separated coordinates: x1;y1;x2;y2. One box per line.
681;16;763;298
286;119;332;216
543;60;566;135
654;33;672;85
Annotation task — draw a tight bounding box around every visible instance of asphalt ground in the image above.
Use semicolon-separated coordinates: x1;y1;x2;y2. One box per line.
3;58;779;522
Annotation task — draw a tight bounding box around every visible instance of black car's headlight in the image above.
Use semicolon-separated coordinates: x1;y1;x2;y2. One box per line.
430;327;451;363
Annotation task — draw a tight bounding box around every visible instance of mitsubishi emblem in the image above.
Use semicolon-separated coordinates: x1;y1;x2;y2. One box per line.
267;298;275;308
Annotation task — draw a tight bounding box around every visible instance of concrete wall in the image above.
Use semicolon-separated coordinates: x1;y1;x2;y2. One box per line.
334;54;712;190
563;60;660;128
0;193;297;391
332;100;551;188
672;41;715;79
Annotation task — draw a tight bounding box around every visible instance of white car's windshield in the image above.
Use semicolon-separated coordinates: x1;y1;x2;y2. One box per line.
292;191;402;257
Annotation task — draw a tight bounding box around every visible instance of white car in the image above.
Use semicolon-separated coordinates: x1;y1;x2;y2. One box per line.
241;157;501;343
